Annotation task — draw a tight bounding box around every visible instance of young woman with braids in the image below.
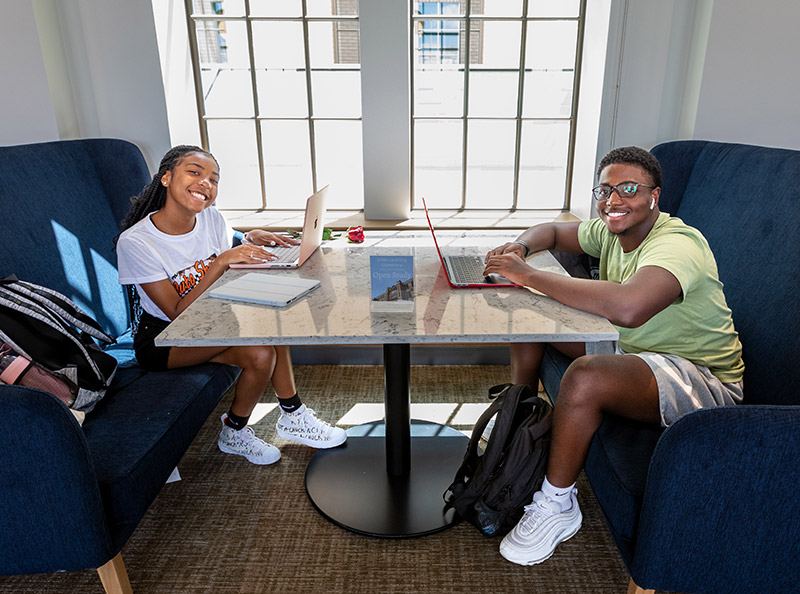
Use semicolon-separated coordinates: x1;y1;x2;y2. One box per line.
116;145;346;464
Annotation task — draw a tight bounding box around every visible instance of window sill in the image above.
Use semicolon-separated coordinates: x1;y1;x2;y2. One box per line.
222;208;581;232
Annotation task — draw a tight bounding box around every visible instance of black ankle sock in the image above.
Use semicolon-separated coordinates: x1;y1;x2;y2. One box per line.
278;393;302;413
224;410;249;431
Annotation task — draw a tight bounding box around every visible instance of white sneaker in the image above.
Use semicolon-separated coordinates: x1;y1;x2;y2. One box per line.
499;488;582;566
275;404;347;449
218;414;281;465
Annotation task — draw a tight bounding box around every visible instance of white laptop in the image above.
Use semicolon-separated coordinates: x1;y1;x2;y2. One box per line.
231;185;329;269
209;273;320;307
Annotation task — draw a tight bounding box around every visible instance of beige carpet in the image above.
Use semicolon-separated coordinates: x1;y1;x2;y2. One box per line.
0;365;671;594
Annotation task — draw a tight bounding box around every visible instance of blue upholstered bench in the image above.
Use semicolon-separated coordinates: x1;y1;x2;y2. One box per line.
0;139;240;592
542;140;800;594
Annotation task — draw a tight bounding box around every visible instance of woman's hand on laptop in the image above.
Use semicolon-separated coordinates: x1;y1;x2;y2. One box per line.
243;230;300;248
223;244;279;265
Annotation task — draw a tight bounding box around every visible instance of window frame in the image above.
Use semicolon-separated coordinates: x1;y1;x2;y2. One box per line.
182;0;587;216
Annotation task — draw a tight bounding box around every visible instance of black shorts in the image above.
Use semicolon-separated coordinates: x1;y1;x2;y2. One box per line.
133;311;172;371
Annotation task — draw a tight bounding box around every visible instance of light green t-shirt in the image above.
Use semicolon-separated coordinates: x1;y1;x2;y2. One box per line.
577;213;744;383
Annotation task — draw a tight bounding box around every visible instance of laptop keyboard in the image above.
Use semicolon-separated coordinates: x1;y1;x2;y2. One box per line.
446;255;487;284
268;244;301;263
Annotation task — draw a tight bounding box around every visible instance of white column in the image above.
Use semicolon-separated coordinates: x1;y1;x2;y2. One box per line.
359;0;411;220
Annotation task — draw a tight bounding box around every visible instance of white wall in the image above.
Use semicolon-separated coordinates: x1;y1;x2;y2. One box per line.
0;0;172;172
598;0;800;160
0;2;60;144
693;0;800;150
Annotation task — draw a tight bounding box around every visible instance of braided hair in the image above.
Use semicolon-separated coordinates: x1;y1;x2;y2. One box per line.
115;145;218;329
117;144;218;237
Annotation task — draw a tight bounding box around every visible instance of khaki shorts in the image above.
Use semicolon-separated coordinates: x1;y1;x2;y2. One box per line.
616;345;744;427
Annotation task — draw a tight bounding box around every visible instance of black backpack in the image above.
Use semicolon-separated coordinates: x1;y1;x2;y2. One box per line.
0;276;117;413
444;383;553;537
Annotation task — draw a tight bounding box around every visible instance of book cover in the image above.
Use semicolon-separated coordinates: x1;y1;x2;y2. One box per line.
370;255;414;312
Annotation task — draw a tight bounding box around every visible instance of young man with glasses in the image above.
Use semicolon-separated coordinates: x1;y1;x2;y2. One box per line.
483;146;744;566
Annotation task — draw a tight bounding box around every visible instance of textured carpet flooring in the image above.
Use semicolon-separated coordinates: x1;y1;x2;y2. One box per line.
0;365;665;594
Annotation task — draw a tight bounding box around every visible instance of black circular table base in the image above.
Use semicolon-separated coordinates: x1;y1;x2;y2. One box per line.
305;421;468;538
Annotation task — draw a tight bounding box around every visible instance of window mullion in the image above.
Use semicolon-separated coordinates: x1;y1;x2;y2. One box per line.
301;0;318;192
184;0;209;150
243;0;267;209
563;0;589;212
461;2;471;211
512;0;531;211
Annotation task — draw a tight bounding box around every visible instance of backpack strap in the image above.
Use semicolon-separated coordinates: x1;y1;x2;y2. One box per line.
0;292;109;386
445;384;529;497
0;280;115;344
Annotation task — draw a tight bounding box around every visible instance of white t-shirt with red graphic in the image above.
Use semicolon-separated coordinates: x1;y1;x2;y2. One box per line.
117;207;234;321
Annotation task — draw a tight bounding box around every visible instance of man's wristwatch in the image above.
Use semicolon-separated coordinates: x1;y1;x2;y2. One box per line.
512;239;530;258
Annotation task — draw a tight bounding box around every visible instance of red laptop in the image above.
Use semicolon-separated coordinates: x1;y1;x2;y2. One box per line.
421;197;519;288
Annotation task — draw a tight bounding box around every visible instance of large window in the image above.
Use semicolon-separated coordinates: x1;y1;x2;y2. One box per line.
185;0;585;213
187;0;362;209
413;0;584;210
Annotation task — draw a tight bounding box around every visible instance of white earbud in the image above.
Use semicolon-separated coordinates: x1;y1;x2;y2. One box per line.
650;197;655;210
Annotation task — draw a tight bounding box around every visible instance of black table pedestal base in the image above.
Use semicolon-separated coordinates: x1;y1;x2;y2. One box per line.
305;421;467;538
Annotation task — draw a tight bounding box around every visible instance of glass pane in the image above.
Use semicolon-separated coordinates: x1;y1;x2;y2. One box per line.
413;120;462;208
468;71;517;116
308;0;359;16
414;1;464;16
195;20;249;68
465;120;516;208
248;0;301;17
526;21;577;71
522;70;574;117
470;20;521;69
312;71;361;118
414;19;462;66
477;0;522;17
260;121;313;209
252;21;305;69
516;120;570;209
207;120;261;209
192;0;244;17
528;0;580;18
201;68;254;117
308;21;360;67
414;68;464;117
314;120;363;209
256;70;307;117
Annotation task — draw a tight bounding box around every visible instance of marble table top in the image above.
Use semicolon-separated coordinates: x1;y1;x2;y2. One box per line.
157;231;618;347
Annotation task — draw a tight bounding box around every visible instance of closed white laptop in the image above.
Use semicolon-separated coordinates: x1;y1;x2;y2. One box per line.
231;185;329;269
209;273;320;307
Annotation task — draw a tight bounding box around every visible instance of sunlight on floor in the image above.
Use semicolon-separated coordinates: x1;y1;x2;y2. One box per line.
247;402;279;425
247;400;494;439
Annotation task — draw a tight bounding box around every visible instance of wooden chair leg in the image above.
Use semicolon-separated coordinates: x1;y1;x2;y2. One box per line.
97;552;133;594
627;576;655;594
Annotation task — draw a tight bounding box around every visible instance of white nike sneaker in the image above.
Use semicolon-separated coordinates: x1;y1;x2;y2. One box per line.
275;404;347;448
218;414;281;465
499;488;582;566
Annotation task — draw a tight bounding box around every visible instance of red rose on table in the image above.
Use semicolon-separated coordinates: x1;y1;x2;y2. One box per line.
347;226;365;243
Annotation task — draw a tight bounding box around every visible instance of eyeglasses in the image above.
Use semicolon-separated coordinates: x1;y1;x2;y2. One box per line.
592;182;656;202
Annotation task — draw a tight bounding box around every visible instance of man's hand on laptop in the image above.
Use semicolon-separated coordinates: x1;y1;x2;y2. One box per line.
485;241;528;263
483;252;532;287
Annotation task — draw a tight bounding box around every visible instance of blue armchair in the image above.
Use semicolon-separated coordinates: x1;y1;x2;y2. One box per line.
541;140;800;594
0;139;240;592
